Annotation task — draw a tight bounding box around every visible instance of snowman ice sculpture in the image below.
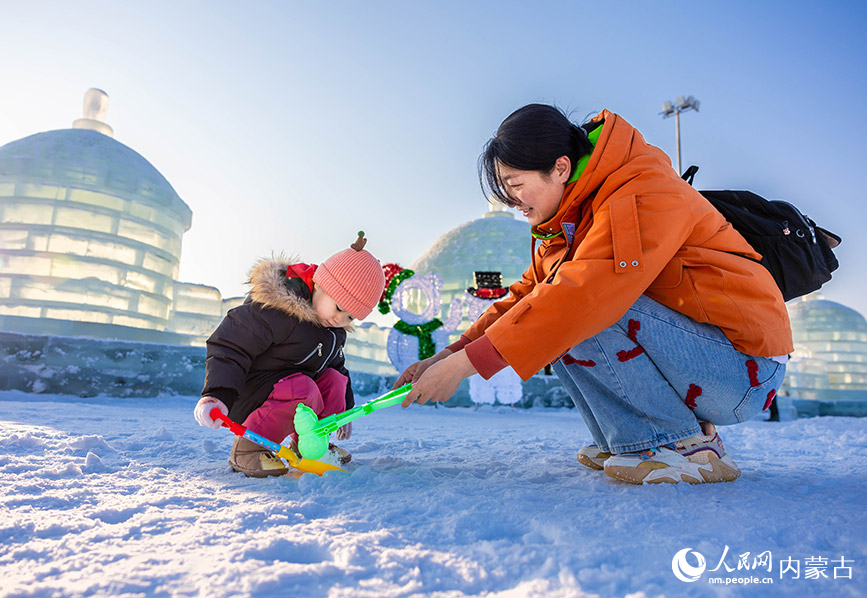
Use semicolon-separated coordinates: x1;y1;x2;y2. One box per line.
381;265;463;376
464;271;523;406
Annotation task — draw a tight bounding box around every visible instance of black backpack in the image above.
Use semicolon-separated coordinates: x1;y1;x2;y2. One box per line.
682;165;841;302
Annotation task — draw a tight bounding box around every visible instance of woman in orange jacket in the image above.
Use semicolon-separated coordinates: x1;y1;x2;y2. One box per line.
397;104;792;485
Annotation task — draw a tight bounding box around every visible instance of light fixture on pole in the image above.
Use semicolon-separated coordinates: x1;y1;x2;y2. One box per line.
660;95;700;175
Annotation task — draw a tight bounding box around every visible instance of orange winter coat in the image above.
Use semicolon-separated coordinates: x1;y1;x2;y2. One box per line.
463;110;793;381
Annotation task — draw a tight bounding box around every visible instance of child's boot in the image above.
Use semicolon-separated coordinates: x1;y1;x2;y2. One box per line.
228;436;289;477
323;442;352;466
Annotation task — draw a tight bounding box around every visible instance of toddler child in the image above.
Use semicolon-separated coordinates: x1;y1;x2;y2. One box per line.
194;233;386;477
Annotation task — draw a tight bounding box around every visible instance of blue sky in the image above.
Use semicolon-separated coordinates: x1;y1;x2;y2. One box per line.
2;1;866;315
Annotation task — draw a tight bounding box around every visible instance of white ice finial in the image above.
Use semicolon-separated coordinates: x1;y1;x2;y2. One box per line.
72;88;114;137
484;195;514;219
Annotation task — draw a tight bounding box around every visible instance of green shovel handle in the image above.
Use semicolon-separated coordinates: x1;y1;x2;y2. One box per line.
294;384;413;460
306;383;413;437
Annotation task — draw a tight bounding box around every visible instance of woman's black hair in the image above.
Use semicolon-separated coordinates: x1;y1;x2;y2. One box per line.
479;104;594;207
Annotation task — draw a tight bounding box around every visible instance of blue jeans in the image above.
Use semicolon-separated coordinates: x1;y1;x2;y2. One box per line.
552;295;786;454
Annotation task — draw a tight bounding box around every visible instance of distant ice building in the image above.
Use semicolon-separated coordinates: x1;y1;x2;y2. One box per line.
411;201;529;330
0;89;235;345
345;203;530;374
781;293;867;415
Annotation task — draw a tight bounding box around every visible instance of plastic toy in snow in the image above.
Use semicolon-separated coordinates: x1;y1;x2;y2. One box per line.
294;384;413;460
209;408;342;476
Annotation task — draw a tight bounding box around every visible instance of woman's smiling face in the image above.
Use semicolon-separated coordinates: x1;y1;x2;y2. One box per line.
497;155;571;227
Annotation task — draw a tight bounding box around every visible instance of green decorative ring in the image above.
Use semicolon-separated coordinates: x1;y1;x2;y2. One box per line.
378;269;415;314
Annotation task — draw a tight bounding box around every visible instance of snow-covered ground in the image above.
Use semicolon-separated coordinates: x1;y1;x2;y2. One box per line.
0;390;864;598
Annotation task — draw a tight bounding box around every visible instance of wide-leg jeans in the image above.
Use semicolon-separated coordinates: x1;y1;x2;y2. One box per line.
552;295;785;454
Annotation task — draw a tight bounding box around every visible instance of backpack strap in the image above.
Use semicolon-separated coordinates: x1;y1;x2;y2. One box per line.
681;164;699;186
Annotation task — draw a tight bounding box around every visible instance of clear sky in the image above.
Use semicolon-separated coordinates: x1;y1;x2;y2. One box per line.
2;1;866;315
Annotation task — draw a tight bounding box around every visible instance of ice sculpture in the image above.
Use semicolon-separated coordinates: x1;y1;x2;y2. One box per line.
385;271;463;375
783;293;867;399
72;88;114;137
0;90;195;341
463;271;522;405
410;201;529;330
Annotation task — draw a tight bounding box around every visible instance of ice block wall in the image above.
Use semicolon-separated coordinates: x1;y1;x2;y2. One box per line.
0;90;193;337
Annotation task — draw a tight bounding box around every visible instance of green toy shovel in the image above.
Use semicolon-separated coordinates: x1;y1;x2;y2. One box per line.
294;383;413;460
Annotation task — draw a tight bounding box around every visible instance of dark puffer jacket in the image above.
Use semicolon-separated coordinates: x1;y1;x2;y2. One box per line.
201;258;354;422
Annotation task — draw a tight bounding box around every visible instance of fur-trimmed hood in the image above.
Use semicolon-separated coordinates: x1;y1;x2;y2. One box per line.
246;257;320;326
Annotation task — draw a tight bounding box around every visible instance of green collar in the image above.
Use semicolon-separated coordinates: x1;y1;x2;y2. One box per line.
530;228;563;240
530;123;602;240
566;123;602;185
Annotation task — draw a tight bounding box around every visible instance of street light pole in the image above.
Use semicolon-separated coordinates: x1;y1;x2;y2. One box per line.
674;109;682;175
660;96;700;175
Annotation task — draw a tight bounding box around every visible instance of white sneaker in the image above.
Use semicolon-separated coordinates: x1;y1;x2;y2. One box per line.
577;445;612;470
603;425;741;485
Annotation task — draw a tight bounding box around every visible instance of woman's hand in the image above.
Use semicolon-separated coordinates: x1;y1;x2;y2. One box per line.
393;349;452;388
401;350;477;407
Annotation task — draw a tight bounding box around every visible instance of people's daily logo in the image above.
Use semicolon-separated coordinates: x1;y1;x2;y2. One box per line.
671;546;853;585
672;548;707;582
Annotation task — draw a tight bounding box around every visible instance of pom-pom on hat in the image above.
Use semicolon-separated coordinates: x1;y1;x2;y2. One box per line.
312;231;386;320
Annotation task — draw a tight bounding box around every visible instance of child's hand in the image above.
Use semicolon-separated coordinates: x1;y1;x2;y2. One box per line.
336;422;352;440
194;396;229;429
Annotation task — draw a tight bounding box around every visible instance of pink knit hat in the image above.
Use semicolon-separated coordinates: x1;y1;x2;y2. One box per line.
312;232;386;320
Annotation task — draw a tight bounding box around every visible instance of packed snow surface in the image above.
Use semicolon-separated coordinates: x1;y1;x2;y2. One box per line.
0;390;864;598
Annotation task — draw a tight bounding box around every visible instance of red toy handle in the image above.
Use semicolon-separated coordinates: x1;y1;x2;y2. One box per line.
207;407;343;477
210;407;246;436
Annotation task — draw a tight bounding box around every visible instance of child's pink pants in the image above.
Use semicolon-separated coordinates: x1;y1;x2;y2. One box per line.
242;369;348;444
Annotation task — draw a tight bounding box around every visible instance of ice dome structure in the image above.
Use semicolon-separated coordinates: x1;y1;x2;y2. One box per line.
410;202;530;328
784;293;867;400
0;89;216;342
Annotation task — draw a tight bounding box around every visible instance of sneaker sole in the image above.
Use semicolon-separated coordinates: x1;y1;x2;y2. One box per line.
604;453;741;485
577;453;607;471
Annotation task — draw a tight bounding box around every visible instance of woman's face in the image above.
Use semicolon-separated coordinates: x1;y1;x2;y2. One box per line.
497;156;571;227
